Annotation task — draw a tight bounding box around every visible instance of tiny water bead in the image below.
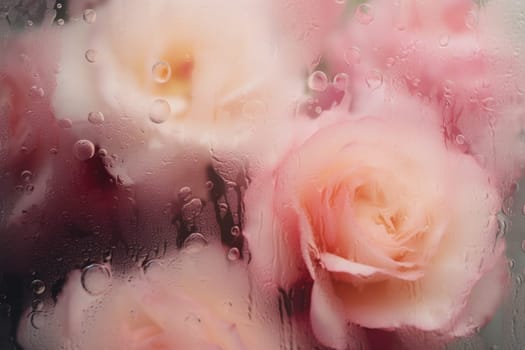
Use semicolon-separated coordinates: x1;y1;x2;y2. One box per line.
31;299;44;312
219;202;229;218
149;98;171;124
31;280;46;295
355;4;375;25
73;139;96;161
230;225;241;237
455;134;465;145
152;61;172;84
365;69;383;90
308;70;328;92
29;85;45;97
30;311;45;329
344;46;361;66
465;10;478;30
183;232;208;253
58;118;73;128
178;186;193;202
333;73;349;91
20;170;33;182
142;260;165;282
56;18;65;26
83;9;97;24
182;198;203;221
439;35;450;47
227;247;240;261
88;111;105;125
85;49;97;63
81;264;111;296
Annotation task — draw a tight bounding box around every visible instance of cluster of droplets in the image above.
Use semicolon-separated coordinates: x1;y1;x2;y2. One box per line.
29;278;46;329
15;170;35;193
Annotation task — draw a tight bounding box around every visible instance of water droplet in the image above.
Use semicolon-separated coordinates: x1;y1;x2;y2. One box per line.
25;184;35;193
73;139;95;161
85;49;97;63
365;70;383;89
182;198;203;221
56;3;62;9
465;11;478;30
81;264;111;296
227;247;240;261
29;85;45;97
508;259;515;270
152;61;172;83
439;35;449;47
517;274;524;285
205;181;214;191
386;57;396;68
333;73;349;91
149;99;171;124
521;240;525;253
308;71;328;92
183;233;208;253
56;18;64;26
31;299;44;311
231;226;241;237
143;259;164;281
219;202;229;217
21;170;33;182
455;134;465;145
481;97;496;111
31;280;45;295
57;118;72;128
178;186;193;202
83;9;97;24
355;4;374;25
88;111;104;125
30;311;45;329
98;148;108;158
344;47;361;66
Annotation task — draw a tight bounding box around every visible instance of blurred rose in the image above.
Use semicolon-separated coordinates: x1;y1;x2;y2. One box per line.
245;97;508;349
324;0;525;191
52;0;302;145
17;243;296;350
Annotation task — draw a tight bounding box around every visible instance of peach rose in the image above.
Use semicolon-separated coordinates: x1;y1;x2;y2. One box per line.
245;97;508;349
17;243;305;350
52;0;302;146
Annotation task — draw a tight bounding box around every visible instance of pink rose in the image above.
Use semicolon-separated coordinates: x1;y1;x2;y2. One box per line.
17;243;312;350
52;0;302;146
324;0;525;192
245;97;508;349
